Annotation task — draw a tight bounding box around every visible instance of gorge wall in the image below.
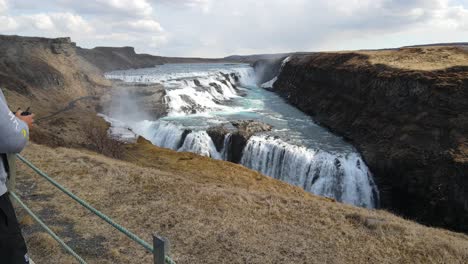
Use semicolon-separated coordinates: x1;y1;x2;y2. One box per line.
264;49;468;232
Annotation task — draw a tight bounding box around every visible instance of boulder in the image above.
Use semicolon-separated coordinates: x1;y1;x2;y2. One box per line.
207;120;272;163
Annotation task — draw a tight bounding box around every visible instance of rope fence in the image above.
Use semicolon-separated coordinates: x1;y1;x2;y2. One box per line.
10;154;175;264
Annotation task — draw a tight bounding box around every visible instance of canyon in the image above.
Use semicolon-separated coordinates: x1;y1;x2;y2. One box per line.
258;47;468;232
1;35;467;263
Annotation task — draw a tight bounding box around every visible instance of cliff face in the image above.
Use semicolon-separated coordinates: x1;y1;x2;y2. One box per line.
0;35;110;113
78;46;230;72
0;35;114;148
270;48;468;232
253;57;287;84
77;46;166;72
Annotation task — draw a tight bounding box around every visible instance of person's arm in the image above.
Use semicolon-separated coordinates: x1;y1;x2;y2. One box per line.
0;91;29;154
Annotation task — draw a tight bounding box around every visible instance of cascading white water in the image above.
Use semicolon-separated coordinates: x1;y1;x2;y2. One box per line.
106;65;257;116
241;135;378;208
131;120;185;149
260;56;291;88
104;63;379;209
179;131;222;159
120;119;223;159
221;133;232;160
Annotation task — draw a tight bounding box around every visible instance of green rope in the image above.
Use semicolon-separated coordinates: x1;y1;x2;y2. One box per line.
16;154;176;264
10;192;87;264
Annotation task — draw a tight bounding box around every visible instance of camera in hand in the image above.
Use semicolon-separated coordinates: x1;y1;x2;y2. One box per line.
13;107;32;116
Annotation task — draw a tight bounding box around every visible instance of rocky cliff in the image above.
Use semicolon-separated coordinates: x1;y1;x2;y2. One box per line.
267;47;468;232
0;35;110;107
0;35;114;147
78;46;230;72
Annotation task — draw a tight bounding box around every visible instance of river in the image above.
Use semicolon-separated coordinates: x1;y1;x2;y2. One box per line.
105;62;379;208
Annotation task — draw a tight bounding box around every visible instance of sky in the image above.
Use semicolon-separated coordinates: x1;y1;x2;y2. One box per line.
0;0;467;57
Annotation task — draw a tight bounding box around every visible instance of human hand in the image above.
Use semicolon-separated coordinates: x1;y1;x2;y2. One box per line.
15;110;35;129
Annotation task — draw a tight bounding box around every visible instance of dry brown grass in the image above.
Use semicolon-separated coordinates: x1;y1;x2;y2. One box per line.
358;46;468;71
12;140;468;264
83;117;125;159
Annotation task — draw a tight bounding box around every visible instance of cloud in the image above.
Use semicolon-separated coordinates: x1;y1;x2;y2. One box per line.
14;12;93;34
0;0;167;54
0;0;8;14
127;19;163;32
155;0;468;56
156;0;212;10
11;0;153;18
96;0;153;17
0;0;467;57
0;16;18;31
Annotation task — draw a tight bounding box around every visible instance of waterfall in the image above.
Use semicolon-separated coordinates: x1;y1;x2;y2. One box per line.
260;56;291;88
240;135;378;208
178;131;221;159
221;133;232;160
104;63;380;209
106;66;256;116
126;120;222;159
132;120;184;149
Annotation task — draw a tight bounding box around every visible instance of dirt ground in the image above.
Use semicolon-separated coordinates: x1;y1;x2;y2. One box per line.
12;140;468;264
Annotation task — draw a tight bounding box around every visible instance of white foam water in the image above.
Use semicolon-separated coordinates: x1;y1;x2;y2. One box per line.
260;56;291;89
120;119;222;159
241;135;378;208
106;64;256;116
132;120;185;149
221;133;233;160
260;76;277;89
179;131;221;159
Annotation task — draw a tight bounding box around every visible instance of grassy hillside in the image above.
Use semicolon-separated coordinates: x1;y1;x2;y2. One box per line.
14;140;468;264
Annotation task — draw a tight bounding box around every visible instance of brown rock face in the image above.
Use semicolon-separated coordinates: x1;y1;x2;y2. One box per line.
269;51;468;232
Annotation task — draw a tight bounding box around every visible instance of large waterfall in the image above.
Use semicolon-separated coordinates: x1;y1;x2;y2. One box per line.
105;63;379;208
241;135;378;208
106;64;256;116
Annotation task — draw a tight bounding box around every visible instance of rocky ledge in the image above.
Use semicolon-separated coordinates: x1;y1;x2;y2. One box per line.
207;120;272;162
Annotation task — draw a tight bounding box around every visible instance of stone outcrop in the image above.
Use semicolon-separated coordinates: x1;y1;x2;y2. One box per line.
207;120;272;162
264;50;468;232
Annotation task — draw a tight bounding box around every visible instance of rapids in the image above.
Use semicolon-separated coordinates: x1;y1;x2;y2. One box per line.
105;63;379;208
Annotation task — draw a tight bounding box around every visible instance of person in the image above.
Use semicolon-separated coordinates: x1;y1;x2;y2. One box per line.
0;88;34;264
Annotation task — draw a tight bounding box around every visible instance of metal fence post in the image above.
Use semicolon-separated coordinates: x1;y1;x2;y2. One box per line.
6;154;16;192
153;234;169;264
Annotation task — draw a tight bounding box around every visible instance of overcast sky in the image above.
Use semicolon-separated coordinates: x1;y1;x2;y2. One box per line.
0;0;467;57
